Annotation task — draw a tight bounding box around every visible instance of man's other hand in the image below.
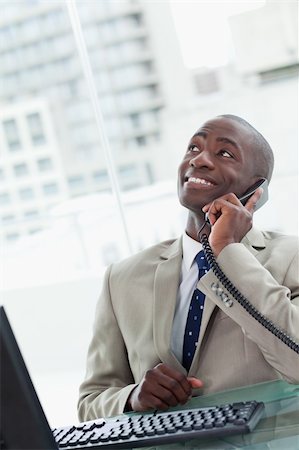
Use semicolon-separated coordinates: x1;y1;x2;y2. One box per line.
126;363;203;412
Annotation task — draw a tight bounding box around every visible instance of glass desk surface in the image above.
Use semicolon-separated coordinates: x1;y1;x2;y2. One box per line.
123;380;299;449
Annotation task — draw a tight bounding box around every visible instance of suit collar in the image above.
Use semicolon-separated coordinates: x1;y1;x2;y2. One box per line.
161;227;266;257
160;237;182;260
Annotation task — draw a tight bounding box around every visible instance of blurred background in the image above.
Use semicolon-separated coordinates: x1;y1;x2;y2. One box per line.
0;0;298;427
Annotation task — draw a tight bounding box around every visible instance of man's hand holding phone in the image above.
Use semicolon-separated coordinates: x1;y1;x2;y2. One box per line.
202;187;263;257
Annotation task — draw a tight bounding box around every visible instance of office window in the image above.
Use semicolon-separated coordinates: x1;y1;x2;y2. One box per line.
131;13;143;27
0;192;11;205
5;232;19;242
149;108;160;124
119;164;138;182
13;162;29;177
68;79;79;97
101;20;117;41
136;136;146;147
42;182;59;196
2;118;21;151
129;113;141;128
28;228;42;234
1;214;15;223
27;112;46;145
19;187;35;200
21;18;40;40
93;170;108;184
145;162;154;184
67;175;85;190
24;210;39;219
37;157;53;172
2;73;20;97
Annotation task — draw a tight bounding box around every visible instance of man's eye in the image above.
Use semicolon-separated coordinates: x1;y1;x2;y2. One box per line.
188;145;200;152
219;149;233;158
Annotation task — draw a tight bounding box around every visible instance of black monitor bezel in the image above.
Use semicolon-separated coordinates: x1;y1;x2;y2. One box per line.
0;305;58;449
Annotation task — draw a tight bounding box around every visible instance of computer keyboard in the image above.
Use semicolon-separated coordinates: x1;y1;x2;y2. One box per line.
53;400;264;449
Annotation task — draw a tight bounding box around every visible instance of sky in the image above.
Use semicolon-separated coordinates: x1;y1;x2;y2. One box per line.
169;1;266;68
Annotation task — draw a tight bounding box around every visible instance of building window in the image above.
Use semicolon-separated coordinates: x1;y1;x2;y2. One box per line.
119;164;138;179
6;232;19;242
131;13;143;27
42;182;59;196
0;192;11;205
24;210;39;219
1;214;15;223
145;162;154;184
129;113;140;128
13;162;29;177
93;170;108;184
67;175;85;189
2;119;21;151
28;228;42;235
19;187;35;200
27;112;46;145
37;157;53;172
136;136;146;147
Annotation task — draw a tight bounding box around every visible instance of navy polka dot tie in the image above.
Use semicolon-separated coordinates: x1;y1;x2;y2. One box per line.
182;250;209;371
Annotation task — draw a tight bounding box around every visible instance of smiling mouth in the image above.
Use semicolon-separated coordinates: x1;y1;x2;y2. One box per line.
185;176;215;186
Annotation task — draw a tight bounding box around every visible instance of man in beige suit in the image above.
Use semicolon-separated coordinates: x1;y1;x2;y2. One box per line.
78;114;299;420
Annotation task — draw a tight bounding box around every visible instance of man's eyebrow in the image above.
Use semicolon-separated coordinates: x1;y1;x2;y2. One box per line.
216;137;240;150
191;132;241;152
192;131;207;139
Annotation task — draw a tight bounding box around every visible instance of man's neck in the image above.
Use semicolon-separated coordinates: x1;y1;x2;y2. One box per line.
185;212;207;241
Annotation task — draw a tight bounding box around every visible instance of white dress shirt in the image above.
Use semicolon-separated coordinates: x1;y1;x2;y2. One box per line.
170;232;204;364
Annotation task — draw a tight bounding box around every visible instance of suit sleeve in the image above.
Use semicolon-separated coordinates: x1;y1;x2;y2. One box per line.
78;265;138;420
200;242;299;383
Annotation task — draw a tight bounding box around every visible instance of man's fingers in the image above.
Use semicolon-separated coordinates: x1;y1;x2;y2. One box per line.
157;364;192;395
244;187;263;213
203;189;263;215
129;364;204;412
202;193;240;213
187;377;204;389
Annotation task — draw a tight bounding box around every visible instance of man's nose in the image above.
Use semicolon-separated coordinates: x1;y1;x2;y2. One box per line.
189;150;215;169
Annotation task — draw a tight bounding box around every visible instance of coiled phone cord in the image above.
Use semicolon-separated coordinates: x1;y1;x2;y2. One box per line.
199;229;299;354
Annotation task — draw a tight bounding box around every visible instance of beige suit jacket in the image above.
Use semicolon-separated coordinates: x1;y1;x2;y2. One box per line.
78;228;299;420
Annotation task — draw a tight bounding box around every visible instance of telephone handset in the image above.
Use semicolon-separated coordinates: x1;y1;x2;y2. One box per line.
199;178;299;353
238;178;268;211
204;178;268;226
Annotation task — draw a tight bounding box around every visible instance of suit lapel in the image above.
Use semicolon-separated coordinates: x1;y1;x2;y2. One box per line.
153;238;183;371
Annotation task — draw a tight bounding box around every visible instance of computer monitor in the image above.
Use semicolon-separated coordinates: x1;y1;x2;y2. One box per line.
0;305;58;449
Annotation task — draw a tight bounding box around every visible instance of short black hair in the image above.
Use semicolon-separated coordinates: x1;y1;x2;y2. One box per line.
217;114;274;181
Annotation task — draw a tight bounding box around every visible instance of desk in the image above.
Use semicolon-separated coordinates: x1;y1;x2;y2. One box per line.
128;380;299;449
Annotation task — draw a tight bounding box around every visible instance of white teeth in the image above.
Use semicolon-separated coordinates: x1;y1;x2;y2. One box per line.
188;177;213;186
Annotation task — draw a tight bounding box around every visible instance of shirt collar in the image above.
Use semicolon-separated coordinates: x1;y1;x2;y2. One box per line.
182;232;203;271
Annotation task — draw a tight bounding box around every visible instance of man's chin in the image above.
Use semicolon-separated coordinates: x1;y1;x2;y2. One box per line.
179;198;206;215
